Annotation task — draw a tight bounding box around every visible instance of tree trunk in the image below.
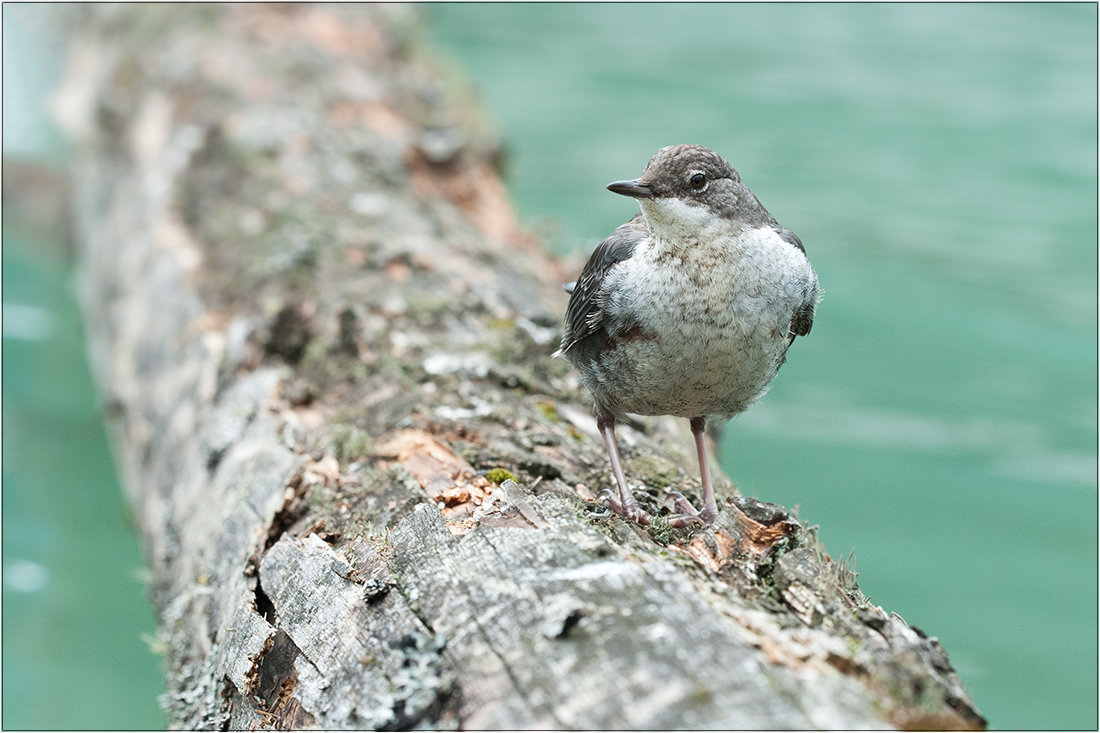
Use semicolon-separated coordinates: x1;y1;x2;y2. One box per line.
62;4;985;730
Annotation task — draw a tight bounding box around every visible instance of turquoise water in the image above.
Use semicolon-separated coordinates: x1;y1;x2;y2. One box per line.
2;5;164;728
426;4;1097;730
2;231;166;729
2;5;1094;730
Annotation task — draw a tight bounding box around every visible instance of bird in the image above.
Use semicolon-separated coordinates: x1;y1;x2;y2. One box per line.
555;144;818;527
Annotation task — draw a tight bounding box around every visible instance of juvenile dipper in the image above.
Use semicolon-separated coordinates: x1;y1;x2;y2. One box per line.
556;144;818;527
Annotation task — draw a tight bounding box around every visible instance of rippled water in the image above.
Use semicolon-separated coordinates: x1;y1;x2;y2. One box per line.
427;4;1097;729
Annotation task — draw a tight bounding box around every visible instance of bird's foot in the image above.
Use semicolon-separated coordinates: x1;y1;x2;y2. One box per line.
668;491;699;516
598;487;652;526
666;491;717;528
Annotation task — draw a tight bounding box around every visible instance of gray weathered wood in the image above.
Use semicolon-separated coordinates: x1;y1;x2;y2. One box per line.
61;4;985;730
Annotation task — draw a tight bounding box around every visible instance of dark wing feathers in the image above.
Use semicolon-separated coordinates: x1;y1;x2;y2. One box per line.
776;226;806;254
558;213;647;355
790;299;815;342
774;226;815;343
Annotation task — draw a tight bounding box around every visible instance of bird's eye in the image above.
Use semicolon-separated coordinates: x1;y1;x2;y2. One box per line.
690;173;706;190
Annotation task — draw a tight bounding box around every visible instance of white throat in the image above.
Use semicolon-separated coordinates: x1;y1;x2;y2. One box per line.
639;197;735;248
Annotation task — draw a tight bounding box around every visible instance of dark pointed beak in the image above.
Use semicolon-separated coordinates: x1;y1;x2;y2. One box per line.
607;179;652;199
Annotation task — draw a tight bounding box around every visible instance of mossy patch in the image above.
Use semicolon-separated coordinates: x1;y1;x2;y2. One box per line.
406;292;453;329
331;423;373;463
647;516;673;546
755;532;798;586
536;401;559;422
305;481;338;518
630;454;681;490
485;467;516;484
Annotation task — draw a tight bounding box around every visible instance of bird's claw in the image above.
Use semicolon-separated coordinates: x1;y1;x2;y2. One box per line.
668;513;706;529
664;490;717;528
599;487;651;526
624;505;652;526
666;491;698;516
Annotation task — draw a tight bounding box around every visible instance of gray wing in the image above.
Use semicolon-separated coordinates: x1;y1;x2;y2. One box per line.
790;298;815;342
776;226;806;254
557;213;647;356
774;226;815;342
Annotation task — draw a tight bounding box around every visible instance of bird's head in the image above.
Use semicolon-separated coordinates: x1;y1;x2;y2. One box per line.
607;144;768;241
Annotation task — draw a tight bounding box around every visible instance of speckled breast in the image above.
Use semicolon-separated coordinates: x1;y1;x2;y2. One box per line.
591;229;811;418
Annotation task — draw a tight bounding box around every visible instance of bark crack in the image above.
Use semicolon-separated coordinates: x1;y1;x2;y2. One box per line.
470;528;567;728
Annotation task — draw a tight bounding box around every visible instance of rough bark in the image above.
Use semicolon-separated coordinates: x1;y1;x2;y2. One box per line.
61;4;985;730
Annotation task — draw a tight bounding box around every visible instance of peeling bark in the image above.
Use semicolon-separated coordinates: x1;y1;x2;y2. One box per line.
63;4;985;730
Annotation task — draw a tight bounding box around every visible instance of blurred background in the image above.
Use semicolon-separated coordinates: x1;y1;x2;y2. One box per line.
3;3;1096;730
4;3;168;730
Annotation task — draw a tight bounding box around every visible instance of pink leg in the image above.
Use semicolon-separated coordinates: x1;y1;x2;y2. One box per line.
597;416;651;526
668;417;719;527
691;416;720;523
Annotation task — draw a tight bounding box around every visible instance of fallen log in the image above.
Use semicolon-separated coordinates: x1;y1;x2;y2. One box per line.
61;4;985;729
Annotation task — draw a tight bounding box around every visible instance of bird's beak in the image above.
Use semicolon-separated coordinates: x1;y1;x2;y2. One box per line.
606;179;652;199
